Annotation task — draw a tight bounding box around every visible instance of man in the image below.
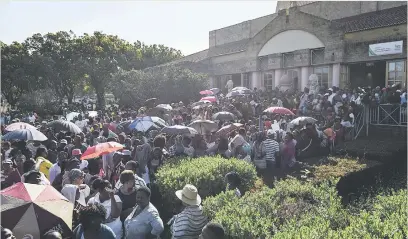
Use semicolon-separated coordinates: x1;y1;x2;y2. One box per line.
299;87;310;115
264;130;280;169
75;114;87;131
57;139;68;152
71;149;88;170
115;160;146;190
199;223;225;239
225;78;234;93
71;135;87;154
49;151;68;184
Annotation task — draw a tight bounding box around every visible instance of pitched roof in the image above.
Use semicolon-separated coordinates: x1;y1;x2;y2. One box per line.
207;39;249;57
332;6;407;33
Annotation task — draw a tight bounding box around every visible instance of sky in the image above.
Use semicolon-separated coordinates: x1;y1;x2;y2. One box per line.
0;1;278;55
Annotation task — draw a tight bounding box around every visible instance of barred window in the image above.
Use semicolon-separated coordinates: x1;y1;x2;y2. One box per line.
242;73;250;88
282;52;295;68
313;66;329;89
311;48;325;65
263;72;274;91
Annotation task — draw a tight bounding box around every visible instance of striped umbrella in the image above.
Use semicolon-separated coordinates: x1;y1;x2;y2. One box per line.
5;122;37;131
81;142;124;160
1;183;74;239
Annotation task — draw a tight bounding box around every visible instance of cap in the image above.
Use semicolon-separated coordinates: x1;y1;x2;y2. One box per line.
122;150;131;156
72;149;82;156
60;139;68;144
266;129;275;137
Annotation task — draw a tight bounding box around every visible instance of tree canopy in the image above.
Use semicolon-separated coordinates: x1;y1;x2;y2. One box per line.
1;31;190;111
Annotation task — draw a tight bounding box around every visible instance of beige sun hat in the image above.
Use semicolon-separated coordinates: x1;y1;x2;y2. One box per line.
175;184;202;206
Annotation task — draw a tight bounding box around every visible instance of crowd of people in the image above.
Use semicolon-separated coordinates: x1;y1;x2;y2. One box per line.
1;82;406;239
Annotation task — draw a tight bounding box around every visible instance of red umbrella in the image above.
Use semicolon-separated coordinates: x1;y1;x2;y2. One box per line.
1;183;73;239
81;142;124;160
263;107;295;115
199;90;214;95
200;96;217;102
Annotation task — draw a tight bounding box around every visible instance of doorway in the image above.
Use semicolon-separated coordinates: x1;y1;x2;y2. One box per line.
349;61;386;89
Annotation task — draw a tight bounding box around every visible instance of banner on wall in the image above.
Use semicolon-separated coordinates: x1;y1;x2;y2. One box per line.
369;41;403;56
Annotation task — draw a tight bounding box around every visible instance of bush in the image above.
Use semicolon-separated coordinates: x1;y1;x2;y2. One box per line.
155;156;257;220
310;157;370;182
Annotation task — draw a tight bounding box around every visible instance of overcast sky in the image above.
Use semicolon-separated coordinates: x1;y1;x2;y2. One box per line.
0;1;278;55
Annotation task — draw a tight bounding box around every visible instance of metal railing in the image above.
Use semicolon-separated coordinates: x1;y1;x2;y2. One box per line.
369;104;407;127
353;108;365;139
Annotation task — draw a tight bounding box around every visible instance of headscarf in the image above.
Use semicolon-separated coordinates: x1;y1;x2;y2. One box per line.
61;184;78;204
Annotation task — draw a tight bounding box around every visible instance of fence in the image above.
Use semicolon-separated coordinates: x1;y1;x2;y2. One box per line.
369;104;407;126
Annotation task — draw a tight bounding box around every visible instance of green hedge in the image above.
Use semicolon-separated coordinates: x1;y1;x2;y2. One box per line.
155;156;257;220
202;178;407;239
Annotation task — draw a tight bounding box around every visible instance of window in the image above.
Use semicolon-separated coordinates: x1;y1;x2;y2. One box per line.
242;73;250;88
215;76;222;89
313;66;329;88
282;52;295;68
311;48;325;65
339;65;349;89
387;60;406;87
263;72;274;91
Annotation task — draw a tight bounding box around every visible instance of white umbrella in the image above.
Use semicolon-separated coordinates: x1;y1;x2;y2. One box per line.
5;122;37;131
161;125;198;136
156;104;173;111
66;112;80;122
188;120;218;134
151;116;168;128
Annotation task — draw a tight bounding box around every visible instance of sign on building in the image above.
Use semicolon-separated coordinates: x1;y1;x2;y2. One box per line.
369;41;403;56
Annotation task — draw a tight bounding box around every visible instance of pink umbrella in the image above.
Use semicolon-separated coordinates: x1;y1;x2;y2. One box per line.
200;96;217;102
199;90;214;95
263;107;295;115
81;142;124;160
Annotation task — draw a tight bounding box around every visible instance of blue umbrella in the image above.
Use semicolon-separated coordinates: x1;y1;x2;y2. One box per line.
129;116;155;133
2;128;48;141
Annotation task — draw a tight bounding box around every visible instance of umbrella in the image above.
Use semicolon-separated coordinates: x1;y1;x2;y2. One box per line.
1;183;74;239
47;120;82;134
118;120;132;134
151;116;168;128
289;116;317;126
5;122;37;131
129;116;155;133
263;107;295;116
231;87;251;92
161;125;198;136
210;88;220;94
3;128;48;141
81;142;124;160
156;104;173;111
188;120;218;134
200;96;217;103
215;123;244;137
66;112;80;122
212;111;236;121
145;98;157;106
226;91;245;98
199;90;214;95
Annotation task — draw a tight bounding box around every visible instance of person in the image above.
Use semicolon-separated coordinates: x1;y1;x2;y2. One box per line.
199;223;225;239
281;132;296;170
115;170;137;221
43;229;63;239
1;227;16;239
75;114;88;131
124;186;164;238
72;204;117;239
225;172;241;197
24;170;42;184
87;179;122;239
115;161;146;190
263;129;280;169
67;168;91;204
49;151;68;184
135;143;152;185
34;147;53;179
21;159;50;185
170;184;208;239
1;159;21;188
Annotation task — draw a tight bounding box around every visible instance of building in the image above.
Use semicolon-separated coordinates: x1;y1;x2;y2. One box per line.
169;1;407;91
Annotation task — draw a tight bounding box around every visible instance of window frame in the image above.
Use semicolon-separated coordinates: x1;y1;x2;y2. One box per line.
311;48;325;65
282;52;295;68
242;73;250;88
313;65;330;89
263;72;274;91
387;60;406;87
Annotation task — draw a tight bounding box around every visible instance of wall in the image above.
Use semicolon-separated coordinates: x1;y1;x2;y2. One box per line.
344;39;407;63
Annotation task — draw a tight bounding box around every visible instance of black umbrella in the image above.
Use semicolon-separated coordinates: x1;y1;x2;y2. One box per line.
47;120;82;134
212;112;236;121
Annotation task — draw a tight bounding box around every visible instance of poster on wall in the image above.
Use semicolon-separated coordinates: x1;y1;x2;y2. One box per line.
369;41;403;56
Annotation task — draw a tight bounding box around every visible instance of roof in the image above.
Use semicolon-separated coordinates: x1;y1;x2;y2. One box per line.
332;5;407;33
207;39;249;57
171;49;209;64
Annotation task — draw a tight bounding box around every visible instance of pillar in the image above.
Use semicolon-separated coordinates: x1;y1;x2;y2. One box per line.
332;63;340;88
301;67;309;90
274;69;283;89
208;76;215;88
251;72;261;90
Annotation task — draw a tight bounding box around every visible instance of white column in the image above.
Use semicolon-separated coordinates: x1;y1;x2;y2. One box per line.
332;63;340;88
251;72;261;90
274;69;282;88
208;76;215;88
301;67;309;90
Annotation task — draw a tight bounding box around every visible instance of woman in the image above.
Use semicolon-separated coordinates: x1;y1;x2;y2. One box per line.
1;159;21;188
281;132;297;170
87;179;122;239
73;204;116;239
61;184;86;229
170;184;208;239
14;154;25;176
124;186;164;239
115;170;137;222
34;147;53;179
67;169;91;205
135;143;152;185
252;132;266;172
225;172;241;197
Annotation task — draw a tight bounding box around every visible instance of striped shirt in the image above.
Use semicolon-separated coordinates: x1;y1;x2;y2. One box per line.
171;205;208;239
263;139;280;162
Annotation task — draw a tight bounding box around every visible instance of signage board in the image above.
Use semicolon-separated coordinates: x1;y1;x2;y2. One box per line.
369;41;403;56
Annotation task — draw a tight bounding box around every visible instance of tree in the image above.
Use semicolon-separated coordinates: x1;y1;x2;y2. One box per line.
139;44;183;69
1;42;40;107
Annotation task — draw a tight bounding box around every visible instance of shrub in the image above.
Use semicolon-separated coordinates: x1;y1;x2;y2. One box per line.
155;156;257;220
311;157;370;182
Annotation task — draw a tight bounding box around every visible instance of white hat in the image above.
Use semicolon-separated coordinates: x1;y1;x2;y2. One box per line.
175;184;201;206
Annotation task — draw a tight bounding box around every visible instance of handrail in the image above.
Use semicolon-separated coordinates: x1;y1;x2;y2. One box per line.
369;104;407;127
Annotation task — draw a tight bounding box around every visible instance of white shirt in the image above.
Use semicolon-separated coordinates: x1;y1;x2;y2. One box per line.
48;163;61;183
75;120;87;129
